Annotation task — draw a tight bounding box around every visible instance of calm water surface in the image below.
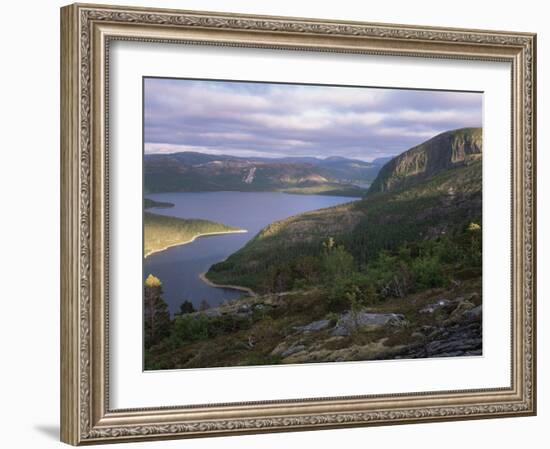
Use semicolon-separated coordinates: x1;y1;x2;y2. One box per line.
144;191;357;314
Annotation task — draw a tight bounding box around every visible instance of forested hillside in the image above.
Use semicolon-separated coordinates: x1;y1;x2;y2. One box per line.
207;129;482;292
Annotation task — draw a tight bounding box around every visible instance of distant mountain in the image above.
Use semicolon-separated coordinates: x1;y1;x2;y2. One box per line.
368;128;482;194
144;152;390;195
371;156;394;166
315;157;383;184
250;154;381;184
256;156;323;165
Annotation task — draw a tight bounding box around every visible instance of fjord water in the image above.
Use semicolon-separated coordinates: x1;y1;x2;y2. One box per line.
144;191;357;314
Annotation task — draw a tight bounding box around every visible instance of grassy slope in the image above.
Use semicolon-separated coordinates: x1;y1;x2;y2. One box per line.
280;183;366;197
144;212;243;257
207;159;481;290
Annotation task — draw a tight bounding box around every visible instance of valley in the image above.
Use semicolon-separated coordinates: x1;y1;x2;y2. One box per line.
143;127;483;369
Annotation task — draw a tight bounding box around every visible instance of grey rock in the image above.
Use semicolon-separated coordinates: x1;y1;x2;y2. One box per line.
270;341;287;357
434;351;466;358
293;319;331;333
411;331;426;340
390;321;482;359
419;298;452;314
281;344;306;358
463;305;482;321
426;337;481;355
331;311;407;336
356;312;406;327
236;303;252;315
464;349;482;356
332;326;351;337
446;300;476;323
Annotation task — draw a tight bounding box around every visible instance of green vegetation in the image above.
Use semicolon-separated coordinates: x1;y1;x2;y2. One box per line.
144;275;171;349
177;300;196;315
145;220;482;369
217;221;480;311
145;247;482;369
280;183;366;197
144;212;244;257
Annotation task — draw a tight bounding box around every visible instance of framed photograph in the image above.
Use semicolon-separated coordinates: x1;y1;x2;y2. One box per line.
60;3;537;445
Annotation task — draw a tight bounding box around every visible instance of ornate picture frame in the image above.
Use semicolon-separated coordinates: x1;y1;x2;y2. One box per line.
60;3;536;445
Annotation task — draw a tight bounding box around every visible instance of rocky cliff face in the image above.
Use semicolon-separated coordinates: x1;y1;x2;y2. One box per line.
368;127;482;194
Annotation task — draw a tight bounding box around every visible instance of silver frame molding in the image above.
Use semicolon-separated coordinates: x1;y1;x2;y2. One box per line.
60;3;536;445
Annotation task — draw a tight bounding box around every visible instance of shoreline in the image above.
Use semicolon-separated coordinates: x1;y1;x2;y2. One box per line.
144;229;247;259
199;272;257;298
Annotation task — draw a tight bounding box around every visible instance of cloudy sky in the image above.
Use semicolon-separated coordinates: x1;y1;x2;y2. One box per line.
144;78;482;162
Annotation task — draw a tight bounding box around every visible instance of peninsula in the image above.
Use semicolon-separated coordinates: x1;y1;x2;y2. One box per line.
144;212;246;258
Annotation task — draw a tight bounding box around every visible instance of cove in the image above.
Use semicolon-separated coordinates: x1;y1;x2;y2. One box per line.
144;191;357;314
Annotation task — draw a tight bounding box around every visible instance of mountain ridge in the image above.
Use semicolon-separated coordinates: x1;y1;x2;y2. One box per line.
368;127;482;195
144;152;394;194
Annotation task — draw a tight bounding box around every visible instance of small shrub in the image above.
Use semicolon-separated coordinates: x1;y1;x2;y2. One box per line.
325;312;340;327
170;314;209;346
365;251;412;298
411;255;447;289
322;238;356;282
327;272;378;312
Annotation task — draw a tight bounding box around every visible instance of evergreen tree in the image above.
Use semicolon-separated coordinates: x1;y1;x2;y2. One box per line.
178;300;195;315
144;274;171;348
322;237;355;281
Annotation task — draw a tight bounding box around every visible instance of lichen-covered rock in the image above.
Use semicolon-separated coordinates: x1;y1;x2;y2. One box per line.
280;344;306;358
369;128;482;194
293;319;331;333
446;299;476;323
331;312;407;337
463;305;482;321
394;322;482;359
270;340;306;358
282;338;400;364
419;298;452;314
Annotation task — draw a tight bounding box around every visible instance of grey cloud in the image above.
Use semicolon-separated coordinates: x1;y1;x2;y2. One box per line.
144;78;482;161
